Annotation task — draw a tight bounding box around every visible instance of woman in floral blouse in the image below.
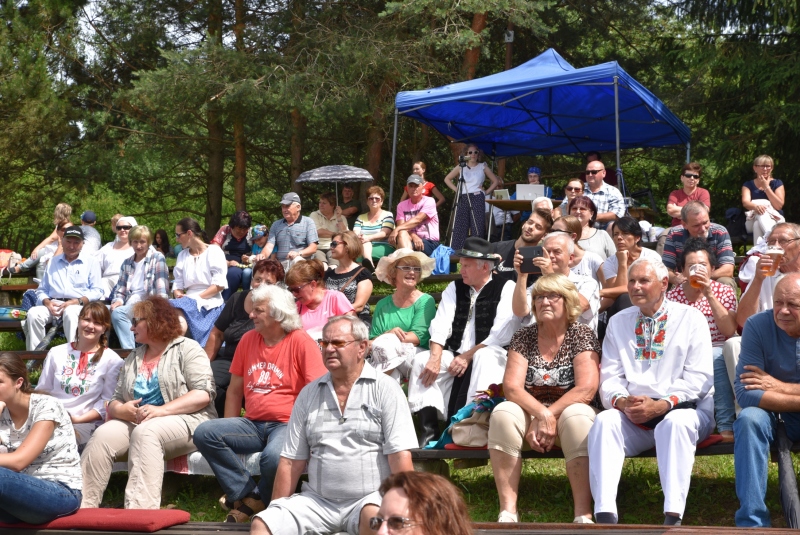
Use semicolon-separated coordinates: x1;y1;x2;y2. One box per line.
38;302;124;446
488;273;601;524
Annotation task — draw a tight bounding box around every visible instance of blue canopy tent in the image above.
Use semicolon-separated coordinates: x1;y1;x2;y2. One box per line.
388;48;691;206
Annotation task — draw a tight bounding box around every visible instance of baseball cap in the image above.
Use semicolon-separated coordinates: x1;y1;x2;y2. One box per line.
280;193;301;205
407;174;424;186
80;210;97;223
63;227;84;240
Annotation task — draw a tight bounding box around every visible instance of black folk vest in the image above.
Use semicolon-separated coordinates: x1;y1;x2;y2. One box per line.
443;277;506;353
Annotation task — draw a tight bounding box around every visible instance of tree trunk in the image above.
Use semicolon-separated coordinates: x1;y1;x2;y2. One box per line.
365;79;395;182
290;108;306;194
232;0;247;211
450;13;489;164
206;0;225;235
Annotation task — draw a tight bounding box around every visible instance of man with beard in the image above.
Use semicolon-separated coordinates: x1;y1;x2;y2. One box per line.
491;208;553;284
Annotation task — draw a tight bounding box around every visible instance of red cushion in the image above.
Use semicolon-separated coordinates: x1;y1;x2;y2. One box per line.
0;508;190;532
697;434;725;449
444;443;487;450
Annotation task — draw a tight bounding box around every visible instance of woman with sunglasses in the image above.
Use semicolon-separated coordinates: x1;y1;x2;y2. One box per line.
285;259;353;340
171;217;228;347
354;186;396;266
369;249;437;380
742;154;785;245
569;197;615;260
373;471;472;535
325;231;373;324
444;144;502;251
399;162;446;208
96;216;136;299
37;302;124;446
558;179;585;218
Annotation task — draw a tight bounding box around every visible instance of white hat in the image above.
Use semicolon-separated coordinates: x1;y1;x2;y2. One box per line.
118;216;138;227
374;248;435;285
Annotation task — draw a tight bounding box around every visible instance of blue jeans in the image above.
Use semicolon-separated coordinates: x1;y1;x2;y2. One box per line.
223;266;252;301
712;346;736;432
193;418;286;502
111;303;136;349
0;468;82;524
734;407;800;526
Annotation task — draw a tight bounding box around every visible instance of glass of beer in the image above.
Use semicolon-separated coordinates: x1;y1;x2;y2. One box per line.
689;264;705;289
762;245;784;277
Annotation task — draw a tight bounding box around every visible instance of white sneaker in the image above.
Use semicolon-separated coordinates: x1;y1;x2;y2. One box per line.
497;510;518;522
573;516;594;524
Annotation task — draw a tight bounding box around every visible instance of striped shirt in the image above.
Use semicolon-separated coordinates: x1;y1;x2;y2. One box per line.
662;223;734;271
353;210;395;238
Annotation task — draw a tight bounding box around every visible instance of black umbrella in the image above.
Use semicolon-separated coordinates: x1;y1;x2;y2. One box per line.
776;416;800;528
296;165;374;199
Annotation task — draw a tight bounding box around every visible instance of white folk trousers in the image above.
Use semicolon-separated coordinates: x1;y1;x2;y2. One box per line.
588;407;713;517
407;345;507;420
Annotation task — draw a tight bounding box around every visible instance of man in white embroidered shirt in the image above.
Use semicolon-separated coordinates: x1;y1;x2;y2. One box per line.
408;237;521;447
588;257;713;527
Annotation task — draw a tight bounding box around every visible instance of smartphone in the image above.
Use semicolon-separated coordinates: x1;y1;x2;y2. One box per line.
519;246;544;274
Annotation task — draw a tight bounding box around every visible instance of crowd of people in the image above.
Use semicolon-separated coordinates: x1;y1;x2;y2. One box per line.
0;152;794;532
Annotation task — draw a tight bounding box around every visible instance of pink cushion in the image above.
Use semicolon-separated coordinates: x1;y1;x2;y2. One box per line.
697;434;725;449
0;508;190;532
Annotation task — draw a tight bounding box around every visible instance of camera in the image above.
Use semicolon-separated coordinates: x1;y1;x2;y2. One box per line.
458;155;467;167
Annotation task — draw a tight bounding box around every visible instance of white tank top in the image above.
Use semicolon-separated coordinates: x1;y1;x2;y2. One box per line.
460;162;487;194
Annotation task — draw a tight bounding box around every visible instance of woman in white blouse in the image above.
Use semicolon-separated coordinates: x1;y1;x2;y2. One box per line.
37;302;124;446
97;216;137;298
170;217;228;346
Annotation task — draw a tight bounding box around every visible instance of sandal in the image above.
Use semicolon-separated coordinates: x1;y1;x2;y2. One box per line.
225;495;266;523
497;510;518;522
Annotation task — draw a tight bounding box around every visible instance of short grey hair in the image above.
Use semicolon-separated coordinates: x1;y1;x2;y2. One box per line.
629;257;669;282
680;200;709;222
532;196;554;210
251;284;303;332
771;222;800;239
543;232;574;255
323;315;369;341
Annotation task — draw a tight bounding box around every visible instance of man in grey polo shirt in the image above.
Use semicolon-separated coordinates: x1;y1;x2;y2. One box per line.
251;316;416;535
261;192;319;269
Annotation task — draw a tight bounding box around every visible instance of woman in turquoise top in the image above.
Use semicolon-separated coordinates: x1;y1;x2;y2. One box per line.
369;249;437;381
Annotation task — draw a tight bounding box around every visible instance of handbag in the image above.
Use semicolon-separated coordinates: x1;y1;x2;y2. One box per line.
450;408;492;447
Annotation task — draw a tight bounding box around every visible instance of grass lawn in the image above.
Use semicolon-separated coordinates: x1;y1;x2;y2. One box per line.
98;455;793;527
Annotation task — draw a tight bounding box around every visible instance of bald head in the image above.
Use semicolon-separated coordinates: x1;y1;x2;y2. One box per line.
773;273;800;338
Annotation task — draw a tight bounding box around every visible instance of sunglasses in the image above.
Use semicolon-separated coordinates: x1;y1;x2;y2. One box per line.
319;339;357;350
117;226;132;231
288;282;311;294
369;516;418;531
131;317;144;325
565;186;583;192
330;241;342;248
467;150;478;155
683;173;700;179
367;197;382;201
585;169;603;175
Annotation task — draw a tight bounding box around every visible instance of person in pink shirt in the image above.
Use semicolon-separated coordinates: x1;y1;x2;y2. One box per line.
286;259;354;340
666;163;711;228
389;175;441;256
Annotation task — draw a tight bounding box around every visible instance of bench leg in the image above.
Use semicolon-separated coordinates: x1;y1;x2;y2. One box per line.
412;459;450;478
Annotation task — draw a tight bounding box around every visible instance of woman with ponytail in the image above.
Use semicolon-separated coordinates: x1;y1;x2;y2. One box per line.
170;217;228;346
37;303;124;446
0;352;83;523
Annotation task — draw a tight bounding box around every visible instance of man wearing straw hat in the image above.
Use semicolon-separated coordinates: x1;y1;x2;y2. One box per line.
407;237;521;447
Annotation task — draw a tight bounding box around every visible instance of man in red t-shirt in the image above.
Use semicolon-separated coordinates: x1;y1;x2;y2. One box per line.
193;284;326;523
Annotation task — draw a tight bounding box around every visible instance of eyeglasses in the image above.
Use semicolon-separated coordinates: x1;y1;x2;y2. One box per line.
117;226;132;231
767;238;800;248
319;339;357;350
585;169;603;175
175;231;187;239
397;266;422;273
369;516;419;531
683;173;700;179
755;164;773;168
288;282;311;294
533;293;563;303
330;241;342;248
131;317;144;325
467;150;478;155
565;186;583;192
368;197;383;202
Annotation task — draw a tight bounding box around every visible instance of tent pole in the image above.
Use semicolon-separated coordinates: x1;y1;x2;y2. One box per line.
388;108;400;208
613;76;626;205
686;143;691;163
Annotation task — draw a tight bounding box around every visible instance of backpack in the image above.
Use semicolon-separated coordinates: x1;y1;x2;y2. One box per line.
0;249;22;280
725;207;748;244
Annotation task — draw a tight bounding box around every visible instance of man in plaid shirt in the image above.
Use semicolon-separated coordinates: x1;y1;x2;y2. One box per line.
583;161;625;229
